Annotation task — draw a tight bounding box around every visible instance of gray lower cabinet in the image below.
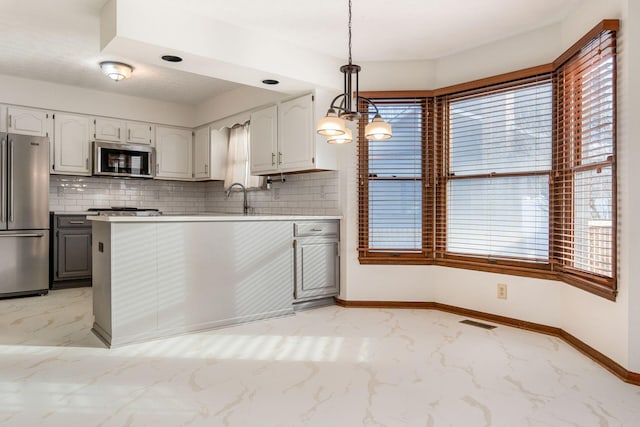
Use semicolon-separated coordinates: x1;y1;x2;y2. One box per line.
293;221;339;305
51;214;92;288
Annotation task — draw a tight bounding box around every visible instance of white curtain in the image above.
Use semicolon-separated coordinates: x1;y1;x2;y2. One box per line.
224;122;262;189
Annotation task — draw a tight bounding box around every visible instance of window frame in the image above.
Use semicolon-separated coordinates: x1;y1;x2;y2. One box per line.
357;97;433;262
357;20;618;300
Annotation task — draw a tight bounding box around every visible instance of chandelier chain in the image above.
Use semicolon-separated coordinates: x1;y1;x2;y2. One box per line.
348;0;352;65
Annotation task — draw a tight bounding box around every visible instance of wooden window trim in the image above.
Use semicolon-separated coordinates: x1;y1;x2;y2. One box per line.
357;20;618;301
358;97;431;257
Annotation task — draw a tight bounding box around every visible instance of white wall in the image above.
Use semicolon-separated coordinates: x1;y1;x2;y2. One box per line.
434;24;562;88
357;60;436;91
194;86;288;128
337;131;436;303
340;0;637;370
0;74;195;127
619;0;640;372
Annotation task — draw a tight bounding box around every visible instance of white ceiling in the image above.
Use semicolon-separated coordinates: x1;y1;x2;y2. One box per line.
0;0;584;105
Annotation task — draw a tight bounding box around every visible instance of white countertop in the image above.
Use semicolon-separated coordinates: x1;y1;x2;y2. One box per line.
52;211;99;216
87;214;342;222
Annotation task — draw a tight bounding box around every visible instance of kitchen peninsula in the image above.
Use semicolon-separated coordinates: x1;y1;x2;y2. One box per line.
89;214;341;347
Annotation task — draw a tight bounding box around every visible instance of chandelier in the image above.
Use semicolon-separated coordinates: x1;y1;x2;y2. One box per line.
316;0;392;144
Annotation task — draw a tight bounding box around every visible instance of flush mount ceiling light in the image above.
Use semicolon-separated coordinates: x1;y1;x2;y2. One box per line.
316;0;392;143
99;61;133;82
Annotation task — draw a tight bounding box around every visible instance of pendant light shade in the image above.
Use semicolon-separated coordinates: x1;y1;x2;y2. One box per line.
317;109;347;136
100;61;134;82
316;0;391;144
327;127;353;144
364;114;392;140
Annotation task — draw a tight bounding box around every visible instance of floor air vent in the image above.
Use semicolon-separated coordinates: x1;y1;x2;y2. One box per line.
460;319;497;330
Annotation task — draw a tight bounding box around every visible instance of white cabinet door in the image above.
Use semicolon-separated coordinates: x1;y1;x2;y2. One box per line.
209;128;228;181
155;126;193;180
94;117;124;142
126;122;153;145
278;93;315;172
193;127;210;179
250;105;278;175
7;107;49;137
0;105;7;133
52;113;91;175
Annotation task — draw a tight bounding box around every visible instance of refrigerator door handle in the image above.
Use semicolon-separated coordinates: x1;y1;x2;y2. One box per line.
8;139;13;223
0;138;4;224
0;233;45;238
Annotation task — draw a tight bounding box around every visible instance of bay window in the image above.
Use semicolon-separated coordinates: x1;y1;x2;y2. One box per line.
357;20;618;299
443;78;552;261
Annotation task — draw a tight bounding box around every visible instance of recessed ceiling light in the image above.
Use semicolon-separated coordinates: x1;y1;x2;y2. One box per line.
262;79;279;85
161;55;183;63
99;61;133;82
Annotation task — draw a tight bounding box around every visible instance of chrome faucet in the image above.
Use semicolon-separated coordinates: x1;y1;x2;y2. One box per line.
225;182;249;215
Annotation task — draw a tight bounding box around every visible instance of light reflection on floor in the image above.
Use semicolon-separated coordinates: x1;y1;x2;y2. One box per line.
1;288;640;426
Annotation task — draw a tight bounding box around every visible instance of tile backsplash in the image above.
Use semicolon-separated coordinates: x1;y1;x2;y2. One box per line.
49;171;339;215
205;171;339;215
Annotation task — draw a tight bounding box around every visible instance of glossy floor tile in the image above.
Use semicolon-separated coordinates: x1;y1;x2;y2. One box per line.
1;288;639;426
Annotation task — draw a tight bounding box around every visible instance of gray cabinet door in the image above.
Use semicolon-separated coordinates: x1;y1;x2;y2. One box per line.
56;229;92;279
294;239;339;301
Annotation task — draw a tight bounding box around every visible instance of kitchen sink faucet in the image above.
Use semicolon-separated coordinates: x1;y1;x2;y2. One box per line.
225;182;249;215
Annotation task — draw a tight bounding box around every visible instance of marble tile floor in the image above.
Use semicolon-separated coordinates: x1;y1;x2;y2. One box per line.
1;288;640;426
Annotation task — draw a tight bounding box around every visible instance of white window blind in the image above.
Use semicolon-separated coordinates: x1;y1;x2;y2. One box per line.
444;77;553;261
358;98;427;254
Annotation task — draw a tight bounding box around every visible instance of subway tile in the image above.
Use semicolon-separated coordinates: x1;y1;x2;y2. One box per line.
50;171;340;215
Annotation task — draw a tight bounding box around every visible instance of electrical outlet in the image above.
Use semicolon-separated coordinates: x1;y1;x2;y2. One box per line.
497;283;508;300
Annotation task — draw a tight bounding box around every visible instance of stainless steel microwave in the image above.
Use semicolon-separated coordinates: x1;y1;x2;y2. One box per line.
93;141;155;178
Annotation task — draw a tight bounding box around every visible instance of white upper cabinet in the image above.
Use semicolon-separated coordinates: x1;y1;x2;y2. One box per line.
93;117;124;142
278;93;315;172
126;122;153;145
209;127;228;181
193;126;227;181
0;106;7;133
52;113;91;175
94;118;153;145
193;126;210;179
155;126;193;180
249;92;338;176
249;105;278;175
7;106;49;137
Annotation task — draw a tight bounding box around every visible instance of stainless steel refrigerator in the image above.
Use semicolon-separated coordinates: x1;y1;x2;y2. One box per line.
0;132;49;297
